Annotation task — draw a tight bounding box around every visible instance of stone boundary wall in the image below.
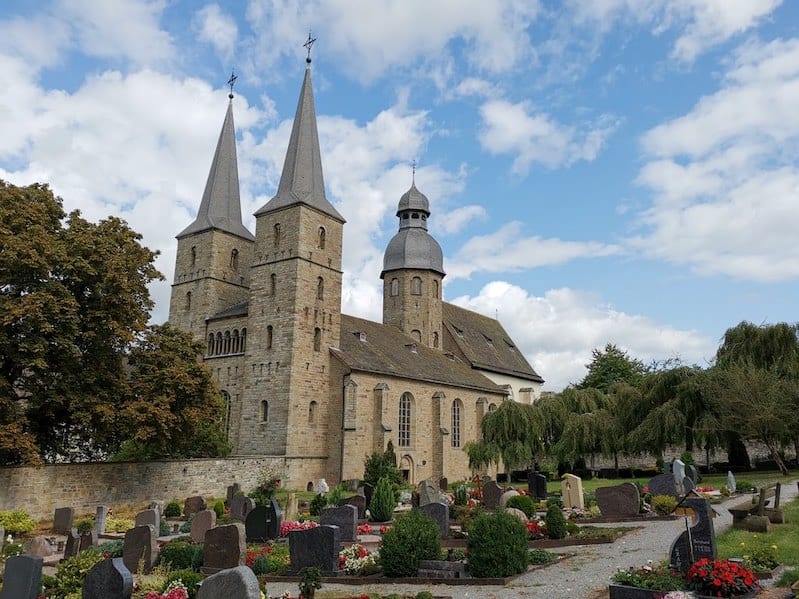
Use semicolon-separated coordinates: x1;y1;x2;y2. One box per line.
0;456;293;520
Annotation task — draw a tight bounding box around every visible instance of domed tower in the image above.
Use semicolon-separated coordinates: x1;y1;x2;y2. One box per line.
381;181;445;349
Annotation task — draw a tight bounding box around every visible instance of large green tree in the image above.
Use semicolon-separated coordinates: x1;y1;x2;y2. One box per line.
465;399;543;474
577;343;647;391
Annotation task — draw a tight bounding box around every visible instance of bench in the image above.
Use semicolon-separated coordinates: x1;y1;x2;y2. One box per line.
729;482;783;529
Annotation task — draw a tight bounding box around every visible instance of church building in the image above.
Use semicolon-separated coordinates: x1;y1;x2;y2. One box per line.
168;55;544;489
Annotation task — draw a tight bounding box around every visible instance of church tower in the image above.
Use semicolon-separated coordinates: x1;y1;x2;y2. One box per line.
236;54;345;458
381;181;445;349
169;96;254;338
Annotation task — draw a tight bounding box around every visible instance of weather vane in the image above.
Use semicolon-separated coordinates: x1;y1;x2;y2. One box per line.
411;159;417;184
304;30;316;63
227;70;238;99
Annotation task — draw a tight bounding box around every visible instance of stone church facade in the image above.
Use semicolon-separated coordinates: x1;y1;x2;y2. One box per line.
168;59;544;490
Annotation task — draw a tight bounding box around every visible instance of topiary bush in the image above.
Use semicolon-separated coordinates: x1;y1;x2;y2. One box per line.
0;509;37;535
379;509;441;577
545;501;567;540
506;494;536;518
158;539;203;571
212;499;225;518
164;500;182;518
466;511;529;578
369;476;396;522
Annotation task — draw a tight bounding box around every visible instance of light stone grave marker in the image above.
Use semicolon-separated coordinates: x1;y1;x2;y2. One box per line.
561;473;584;510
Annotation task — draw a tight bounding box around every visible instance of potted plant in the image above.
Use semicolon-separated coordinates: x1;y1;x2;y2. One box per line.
686;558;760;597
609;562;689;598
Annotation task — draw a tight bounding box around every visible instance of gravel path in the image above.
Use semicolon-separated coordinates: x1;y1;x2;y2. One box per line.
264;478;798;599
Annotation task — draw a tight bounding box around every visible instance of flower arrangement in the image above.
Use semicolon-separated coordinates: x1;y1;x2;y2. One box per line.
356;523;373;535
143;580;189;599
378;524;391;535
526;520;546;539
246;544;273;567
686;558;759;597
338;543;380;575
611;561;688;591
279;520;318;537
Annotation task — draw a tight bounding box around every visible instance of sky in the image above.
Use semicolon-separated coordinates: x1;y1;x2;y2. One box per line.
1;0;797;391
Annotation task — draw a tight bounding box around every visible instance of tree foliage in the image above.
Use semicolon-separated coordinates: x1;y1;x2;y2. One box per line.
466;399;543;473
577;343;647;391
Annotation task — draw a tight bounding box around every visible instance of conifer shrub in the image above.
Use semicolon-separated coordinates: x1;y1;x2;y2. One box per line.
545;501;568;540
164;500;182;518
466;511;529;578
506;494;536;518
369;477;396;522
651;494;678;516
379;509;441;577
213;499;225;518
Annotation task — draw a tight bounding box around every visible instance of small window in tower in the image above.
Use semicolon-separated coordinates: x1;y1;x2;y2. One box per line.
208;334;215;356
433;279;439;298
390;278;399;296
317;277;324;300
270;273;276;296
314;327;322;351
318;226;326;249
402;213;409;220
261;400;269;422
309;400;318;424
190;246;197;267
185;291;191;311
230;248;239;270
433;332;439;348
411;330;421;343
412;213;419;219
411;276;422;295
274;223;281;247
267;325;273;349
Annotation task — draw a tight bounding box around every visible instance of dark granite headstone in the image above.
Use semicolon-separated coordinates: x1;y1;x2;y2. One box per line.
683;476;696;493
244;500;282;543
439;477;448;491
339;494;367;520
191;509;217;543
64;529;80;559
230;495;255;521
82;557;133;599
482;480;503;509
26;536;53;558
184;496;207;517
203;524;246;574
289;525;341;575
52;506;74;535
0;555;42;599
647;473;679;498
363;482;374;508
197;565;262;599
528;471;548;500
669;496;717;572
417;502;450;539
122;525;158;574
687;464;699;484
79;530;98;551
95;505;109;535
266;499;282;540
596;483;640;518
320;505;357;542
226;483;242;503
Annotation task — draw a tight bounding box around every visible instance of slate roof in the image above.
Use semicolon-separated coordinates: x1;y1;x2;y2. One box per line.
207;301;249;322
333;315;505;394
442;302;544;383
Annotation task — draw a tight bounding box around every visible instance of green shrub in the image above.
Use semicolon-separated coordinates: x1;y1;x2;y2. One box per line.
453;484;468;506
1;541;24;561
105;516;135;533
466;511;529;578
267;543;290;575
0;509;37;535
159;519;172;536
363;446;402;487
212;499;225;518
452;504;483;533
179;518;192;534
651;495;677;516
252;554;270;576
506;494;536;518
164;568;203;599
309;493;328;517
51;549;105;597
379;510;440;577
529;549;557;565
545;503;567;539
416;592;434;599
75;519;94;534
298;566;322;598
164;500;182;518
158;539;202;571
736;479;756;493
97;540;124;557
369;477;396;522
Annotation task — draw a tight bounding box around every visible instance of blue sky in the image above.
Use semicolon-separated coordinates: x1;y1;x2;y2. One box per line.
1;0;797;389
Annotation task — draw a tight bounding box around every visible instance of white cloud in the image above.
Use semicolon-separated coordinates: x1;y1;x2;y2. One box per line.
0;14;71;70
435;204;487;235
451;281;714;390
193;4;238;64
447;222;621;279
478;100;618;173
633;37;799;282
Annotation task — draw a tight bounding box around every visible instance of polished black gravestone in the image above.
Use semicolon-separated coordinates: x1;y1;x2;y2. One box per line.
339;494;367;520
417;502;450;539
0;555;42;599
528;470;547;500
82;557;133;599
669;496;717;572
320;505;357;542
244;500;282;542
288;525;341;575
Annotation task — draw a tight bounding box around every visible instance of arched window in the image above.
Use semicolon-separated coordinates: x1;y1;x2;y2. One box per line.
215;332;223;355
432;331;439;348
317;277;324;300
274;223;281;247
433;279;439;299
488;403;497;413
390;278;399;296
270;273;276;296
267;325;273;349
317;226;326;249
208;334;215;356
185;291;191;311
411;276;422;295
241;328;247;353
232;329;240;353
451;399;462;448
260;400;269;422
308;400;318;424
230;248;239;270
190;246;196;267
398;393;413;447
313;327;322;352
224;331;231;355
411;329;422;343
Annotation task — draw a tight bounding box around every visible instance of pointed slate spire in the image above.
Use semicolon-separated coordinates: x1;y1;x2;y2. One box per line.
178;99;255;240
255;64;344;222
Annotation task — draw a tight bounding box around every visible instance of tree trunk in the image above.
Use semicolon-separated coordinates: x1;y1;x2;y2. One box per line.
765;442;789;476
614;452;619;477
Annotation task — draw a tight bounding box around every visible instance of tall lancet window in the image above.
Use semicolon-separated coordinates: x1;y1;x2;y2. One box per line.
230;248;239;270
411;276;422;295
398;393;413;447
318;226;326;249
274;223;281;247
317;277;324;300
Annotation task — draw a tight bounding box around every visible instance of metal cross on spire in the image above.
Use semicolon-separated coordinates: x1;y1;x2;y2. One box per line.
304;31;317;63
411;159;417;184
227;70;238;99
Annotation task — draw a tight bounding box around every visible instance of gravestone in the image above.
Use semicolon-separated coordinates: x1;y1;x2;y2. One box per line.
184;496;206;517
727;471;737;494
439;477;448;491
25;536;53;558
149;501;164;516
122;525;158;574
363;482;374;508
134;509;160;534
683;476;696;494
561;473;585;509
418;502;450;539
314;478;329;494
339;494;367;520
648;473;679;498
504;507;529;522
482;480;503;509
411;491;420;507
528;470;547;499
226;483;241;503
669;496;716;572
419;479;441;506
0;555;42;599
289;525;341;575
672;459;686;493
82;557;133;599
320;505;358;542
79;530;98;551
52;506;74;534
499;489;520;509
63;529;80;559
191;509;217;543
95;505;109;535
285;492;299;521
197;565;261;599
203;524;246;574
230;495;255;521
596;483;640;518
244;500;282;542
687;464;699;484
